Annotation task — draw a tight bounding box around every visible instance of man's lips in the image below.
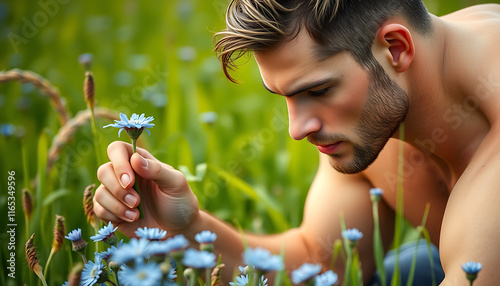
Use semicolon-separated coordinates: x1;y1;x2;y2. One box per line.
315;142;342;154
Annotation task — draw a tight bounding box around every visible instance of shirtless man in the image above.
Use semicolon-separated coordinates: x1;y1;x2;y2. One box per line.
93;1;500;285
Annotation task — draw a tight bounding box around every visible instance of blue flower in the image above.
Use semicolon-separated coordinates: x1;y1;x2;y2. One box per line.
199;111;218;124
81;260;107;286
182;248;216;269
195;230;217;244
229;274;268;286
91;221;118;245
118;262;162;286
369;188;384;196
65;228;82;241
0;123;15;137
135;227;167;241
112;238;152;264
243;247;284;272
461;261;482;274
342;228;363;242
104;113;154;138
230;274;249;286
314;270;338;286
291;263;322;284
96;240;124;261
164;234;189;252
65;228;87;253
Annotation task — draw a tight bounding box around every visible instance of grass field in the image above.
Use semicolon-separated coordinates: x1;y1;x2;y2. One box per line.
0;0;492;285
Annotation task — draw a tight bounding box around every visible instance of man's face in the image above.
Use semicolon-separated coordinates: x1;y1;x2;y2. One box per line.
255;29;408;174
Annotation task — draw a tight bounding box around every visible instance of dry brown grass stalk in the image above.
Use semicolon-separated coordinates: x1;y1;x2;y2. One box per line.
0;69;70;125
46;107;118;172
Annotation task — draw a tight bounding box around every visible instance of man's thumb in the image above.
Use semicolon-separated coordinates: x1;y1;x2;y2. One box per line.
130;153;187;190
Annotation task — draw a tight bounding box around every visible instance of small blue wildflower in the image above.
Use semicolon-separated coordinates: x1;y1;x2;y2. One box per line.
78;53;93;67
165;234;189;252
147;239;175;257
135;227;167;241
314;270;338;286
461;261;482;284
65;228;82;241
199;111;218;124
369;188;384;196
104;113;154;138
182;248;216;269
0;123;15;137
243;247;284;272
230;275;249;286
342;228;364;242
118;262;162;286
90;221;118;245
112;238;152;264
195;230;217;244
291;263;322;284
65;228;87;253
229;274;268;286
96;240;123;261
81;260;108;286
369;187;384;203
461;261;482;274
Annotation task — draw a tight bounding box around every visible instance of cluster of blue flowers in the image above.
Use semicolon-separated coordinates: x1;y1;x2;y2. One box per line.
61;182;483;285
64;224;216;286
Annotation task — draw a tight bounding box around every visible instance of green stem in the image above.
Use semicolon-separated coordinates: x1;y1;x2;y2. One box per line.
342;253;352;286
175;258;185;286
90;108;104;166
205;268;210;286
372;202;386;286
131;138;144;218
35;270;48;286
80;253;88;264
43;248;56;280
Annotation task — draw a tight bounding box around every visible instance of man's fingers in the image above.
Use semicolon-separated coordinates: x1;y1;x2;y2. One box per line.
130;153;188;192
94;184;139;222
97;162;140;208
106;141;156;189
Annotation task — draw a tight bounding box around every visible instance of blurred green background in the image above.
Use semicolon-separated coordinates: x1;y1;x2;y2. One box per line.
0;0;495;285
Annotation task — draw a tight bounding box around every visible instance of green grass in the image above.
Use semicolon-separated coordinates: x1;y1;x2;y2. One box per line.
0;0;490;285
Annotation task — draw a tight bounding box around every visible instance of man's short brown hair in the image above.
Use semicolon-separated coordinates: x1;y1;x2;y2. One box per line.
215;0;432;82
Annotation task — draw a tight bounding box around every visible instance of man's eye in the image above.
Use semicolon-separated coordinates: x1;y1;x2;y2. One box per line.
308;87;330;97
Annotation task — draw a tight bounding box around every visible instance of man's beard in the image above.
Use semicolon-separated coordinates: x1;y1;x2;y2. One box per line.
328;63;409;174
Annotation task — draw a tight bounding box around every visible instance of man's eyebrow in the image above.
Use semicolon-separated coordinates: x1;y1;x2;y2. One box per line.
262;78;335;97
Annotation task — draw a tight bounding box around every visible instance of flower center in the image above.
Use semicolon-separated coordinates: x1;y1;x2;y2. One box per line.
137;271;147;280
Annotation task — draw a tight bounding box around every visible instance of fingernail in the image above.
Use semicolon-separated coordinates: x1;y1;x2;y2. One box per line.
124;210;137;221
139;155;148;168
124;194;137;208
120;173;131;188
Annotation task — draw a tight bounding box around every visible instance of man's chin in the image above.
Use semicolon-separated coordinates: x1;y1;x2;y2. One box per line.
328;153;376;174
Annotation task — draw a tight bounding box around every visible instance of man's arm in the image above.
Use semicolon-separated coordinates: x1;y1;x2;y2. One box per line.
439;133;500;285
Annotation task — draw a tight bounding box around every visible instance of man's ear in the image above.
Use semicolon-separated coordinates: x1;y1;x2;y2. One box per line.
374;23;415;73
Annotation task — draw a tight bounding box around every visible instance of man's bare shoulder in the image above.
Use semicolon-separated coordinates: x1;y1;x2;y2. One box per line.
441;4;500;21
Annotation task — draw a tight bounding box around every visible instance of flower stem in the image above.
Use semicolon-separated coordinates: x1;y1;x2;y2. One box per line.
131;138;144;218
90;108;104;166
80;253;88;264
205;268;210;286
43;248;56;280
372;201;386;286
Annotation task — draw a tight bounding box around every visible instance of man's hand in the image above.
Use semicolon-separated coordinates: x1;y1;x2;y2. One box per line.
93;141;199;237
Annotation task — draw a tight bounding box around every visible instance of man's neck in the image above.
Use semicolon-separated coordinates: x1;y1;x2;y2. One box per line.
401;15;490;180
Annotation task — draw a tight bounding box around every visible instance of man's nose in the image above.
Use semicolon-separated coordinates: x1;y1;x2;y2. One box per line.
286;98;321;141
